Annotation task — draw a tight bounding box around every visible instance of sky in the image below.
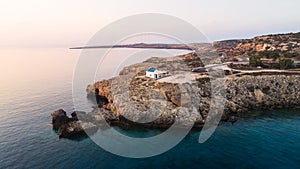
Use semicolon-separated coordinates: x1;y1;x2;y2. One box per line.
1;0;300;48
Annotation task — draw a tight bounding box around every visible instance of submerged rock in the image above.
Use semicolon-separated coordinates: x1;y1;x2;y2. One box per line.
51;110;98;138
57;121;98;138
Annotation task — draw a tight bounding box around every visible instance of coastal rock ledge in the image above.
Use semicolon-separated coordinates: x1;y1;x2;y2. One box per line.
51;54;300;138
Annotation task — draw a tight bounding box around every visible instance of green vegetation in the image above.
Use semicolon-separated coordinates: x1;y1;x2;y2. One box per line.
257;50;300;60
279;58;294;69
148;82;155;86
295;32;300;42
157;82;167;89
282;51;300;58
195;77;210;84
258;50;280;61
249;55;263;67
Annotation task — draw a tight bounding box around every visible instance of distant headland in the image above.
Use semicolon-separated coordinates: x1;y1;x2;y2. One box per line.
70;43;194;50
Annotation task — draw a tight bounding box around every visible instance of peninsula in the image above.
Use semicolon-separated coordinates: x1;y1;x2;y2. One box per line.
52;32;300;138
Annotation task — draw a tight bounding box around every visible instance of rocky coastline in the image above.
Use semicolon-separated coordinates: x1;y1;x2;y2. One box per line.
51;52;300;138
51;32;300;138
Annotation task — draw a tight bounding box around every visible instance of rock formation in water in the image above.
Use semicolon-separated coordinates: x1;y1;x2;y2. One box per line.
51;109;98;138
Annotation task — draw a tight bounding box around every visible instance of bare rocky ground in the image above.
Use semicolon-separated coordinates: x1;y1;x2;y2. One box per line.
52;49;300;138
52;32;300;137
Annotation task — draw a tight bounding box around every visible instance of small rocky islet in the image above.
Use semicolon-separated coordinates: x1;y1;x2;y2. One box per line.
51;32;300;138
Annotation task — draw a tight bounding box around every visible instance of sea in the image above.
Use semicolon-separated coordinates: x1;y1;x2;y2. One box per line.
0;48;299;169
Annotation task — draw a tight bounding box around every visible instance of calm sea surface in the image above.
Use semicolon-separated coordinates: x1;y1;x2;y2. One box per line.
0;48;299;169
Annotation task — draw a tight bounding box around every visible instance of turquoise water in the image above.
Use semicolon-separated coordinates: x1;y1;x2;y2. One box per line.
0;48;299;169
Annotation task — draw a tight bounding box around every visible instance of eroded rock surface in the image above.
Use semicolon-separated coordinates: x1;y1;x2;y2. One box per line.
84;54;300;130
53;46;300;137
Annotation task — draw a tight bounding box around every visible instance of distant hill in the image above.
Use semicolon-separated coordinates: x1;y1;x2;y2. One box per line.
213;32;300;60
70;43;194;50
70;32;300;61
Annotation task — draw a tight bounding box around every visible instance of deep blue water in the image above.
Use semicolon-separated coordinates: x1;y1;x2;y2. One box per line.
0;48;299;169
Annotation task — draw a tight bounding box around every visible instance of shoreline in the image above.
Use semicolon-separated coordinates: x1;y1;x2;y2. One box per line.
52;32;300;138
51;52;300;138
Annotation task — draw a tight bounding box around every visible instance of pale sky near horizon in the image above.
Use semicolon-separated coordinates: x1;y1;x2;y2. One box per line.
1;0;300;48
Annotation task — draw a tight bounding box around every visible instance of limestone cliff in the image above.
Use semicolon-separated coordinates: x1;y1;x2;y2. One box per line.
85;55;300;129
52;33;300;137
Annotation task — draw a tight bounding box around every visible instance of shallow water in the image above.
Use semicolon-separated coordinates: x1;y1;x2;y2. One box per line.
0;48;299;169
